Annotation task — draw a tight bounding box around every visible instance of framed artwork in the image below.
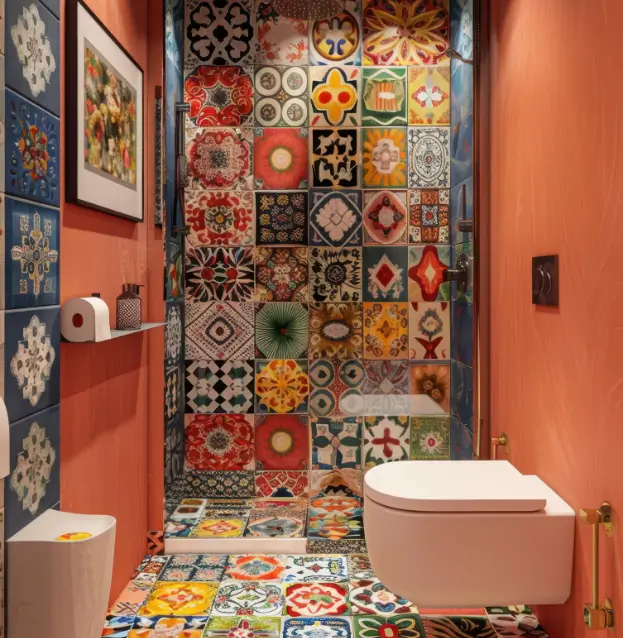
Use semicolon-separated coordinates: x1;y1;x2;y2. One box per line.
66;0;144;221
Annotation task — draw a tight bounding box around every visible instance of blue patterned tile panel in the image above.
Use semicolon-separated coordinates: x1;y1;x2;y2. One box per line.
450;109;473;188
451;0;474;61
3;305;60;422
450;415;473;460
451;300;473;366
4;0;60;116
450;359;473;431
3;196;60;309
5;89;60;206
38;0;60;19
0;55;5;193
4;404;60;538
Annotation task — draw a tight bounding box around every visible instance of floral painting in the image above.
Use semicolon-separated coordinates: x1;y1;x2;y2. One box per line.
84;43;138;188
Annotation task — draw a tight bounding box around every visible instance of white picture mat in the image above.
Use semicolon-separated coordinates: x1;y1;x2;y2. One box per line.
76;3;144;220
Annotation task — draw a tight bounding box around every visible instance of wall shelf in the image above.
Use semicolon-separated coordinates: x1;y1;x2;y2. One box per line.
63;322;166;343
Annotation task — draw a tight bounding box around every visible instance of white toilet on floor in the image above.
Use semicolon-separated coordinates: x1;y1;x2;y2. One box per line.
364;461;575;607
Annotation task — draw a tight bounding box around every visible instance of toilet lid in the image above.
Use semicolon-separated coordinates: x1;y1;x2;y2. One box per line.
364;461;547;512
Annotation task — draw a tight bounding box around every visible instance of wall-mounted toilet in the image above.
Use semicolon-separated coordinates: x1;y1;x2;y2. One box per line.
364;461;574;607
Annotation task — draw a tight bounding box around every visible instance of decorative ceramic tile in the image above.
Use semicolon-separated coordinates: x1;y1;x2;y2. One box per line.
255;470;309;498
362;128;407;189
255;414;309;470
309;0;361;65
212;581;285;616
254;66;308;127
4;404;59;539
186;246;255;302
255;359;309;414
362;360;409;414
204;617;282;638
451;301;473;366
309;359;365;417
244;509;306;537
191;518;247;538
451;242;473;302
185;359;254;413
169;500;206;522
311;468;363;498
164;519;195;538
484;605;547;637
312;417;362;469
408;127;451;188
201;470;256;499
421;617;496;638
185;0;255;68
362;190;408;245
362;0;449;66
363;416;410;467
166;302;183;367
361;68;407;125
185;302;254;360
362;302;408;359
306;538;367;554
409;302;449;361
255;191;308;244
254;246;309;301
102;615;135;635
165;365;182;424
185;65;254;127
139;582;218;616
310;66;361;126
285;582;349;616
309;495;362;537
409;364;450;413
5;90;60;206
349;579;418;616
184;414;255;471
450;177;472;244
309;302;363;361
354;615;425;638
165;418;185;489
185;189;254;247
5;0;60;115
451;0;474;60
285;618;353;638
186;127;253;190
109;584;149;617
451;359;473;428
256;1;308;65
284;555;349;583
451;111;473;189
311;128;360;189
167;236;184;299
450;416;473;460
363;246;408;301
309;190;362;247
255;302;308;359
160;555;227;582
223;555;286;581
409;188;450;243
310;247;362;302
407;245;451;301
129;616;209;637
254;129;309;189
4;306;59;422
348;554;375;580
3;197;59;309
410;416;450;459
408;66;450;126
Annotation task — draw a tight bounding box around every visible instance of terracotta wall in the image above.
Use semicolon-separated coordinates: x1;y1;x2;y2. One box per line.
60;0;164;602
489;1;623;635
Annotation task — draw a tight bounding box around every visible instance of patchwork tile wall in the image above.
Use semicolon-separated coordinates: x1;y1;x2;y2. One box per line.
169;0;475;503
0;0;62;542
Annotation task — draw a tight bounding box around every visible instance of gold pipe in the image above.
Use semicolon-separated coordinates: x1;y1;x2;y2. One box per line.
592;516;599;609
490;432;508;460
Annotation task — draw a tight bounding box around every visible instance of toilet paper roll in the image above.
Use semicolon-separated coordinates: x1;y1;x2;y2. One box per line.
60;297;112;343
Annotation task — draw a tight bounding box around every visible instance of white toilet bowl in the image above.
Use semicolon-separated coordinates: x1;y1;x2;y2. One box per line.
364;461;575;607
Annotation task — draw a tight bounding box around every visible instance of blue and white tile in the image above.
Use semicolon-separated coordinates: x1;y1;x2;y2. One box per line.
2;196;59;309
5;0;60;116
3;305;60;422
450;359;473;430
4;404;59;538
450;415;473;460
5;89;60;206
284;617;353;638
451;300;473;366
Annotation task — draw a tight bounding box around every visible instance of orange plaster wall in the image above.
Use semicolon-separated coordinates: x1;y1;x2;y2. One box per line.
59;0;164;603
489;1;623;635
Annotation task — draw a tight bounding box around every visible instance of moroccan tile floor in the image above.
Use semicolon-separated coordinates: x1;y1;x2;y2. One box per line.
103;551;551;638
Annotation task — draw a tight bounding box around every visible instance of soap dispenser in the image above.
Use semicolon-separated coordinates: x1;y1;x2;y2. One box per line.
116;283;143;330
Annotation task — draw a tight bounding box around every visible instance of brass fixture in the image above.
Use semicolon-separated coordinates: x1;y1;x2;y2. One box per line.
490;432;508;460
580;502;615;630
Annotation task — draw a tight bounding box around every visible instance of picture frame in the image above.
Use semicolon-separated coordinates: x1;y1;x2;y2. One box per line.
66;0;144;222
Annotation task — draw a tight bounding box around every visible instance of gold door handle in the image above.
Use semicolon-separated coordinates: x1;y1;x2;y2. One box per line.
490;432;508;460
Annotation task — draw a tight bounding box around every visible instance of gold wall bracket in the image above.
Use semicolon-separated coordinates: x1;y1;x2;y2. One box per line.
580;502;615;630
490;432;508;460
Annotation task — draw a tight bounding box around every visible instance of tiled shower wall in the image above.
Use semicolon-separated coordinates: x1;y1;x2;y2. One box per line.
165;0;475;504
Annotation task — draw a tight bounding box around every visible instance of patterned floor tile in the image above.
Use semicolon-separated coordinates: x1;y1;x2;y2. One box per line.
421;617;496;638
103;615;135;636
170;499;206;521
223;555;287;581
244;509;307;538
309;359;365;418
363;302;409;359
255;414;310;470
185;360;254;414
310;66;361;127
362;128;408;189
254;66;308;127
347;554;375;580
363;416;410;468
212;581;285;616
139;582;218;616
285;582;349;616
191;518;247;539
354;615;424;638
255;247;309;302
283;555;349;583
311;417;362;469
361;68;407;126
255;130;309;190
409;188;450;244
307;510;364;541
129;616;209;636
362;190;409;245
255;303;309;359
256;191;309;244
255;360;310;414
203;617;282;638
306;539;367;554
309;190;363;247
409;302;450;361
310;247;362;303
311;468;363;499
348;579;418;616
159;555;227;583
364;247;408;301
311;128;360;189
309;303;363;362
284;617;353;638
